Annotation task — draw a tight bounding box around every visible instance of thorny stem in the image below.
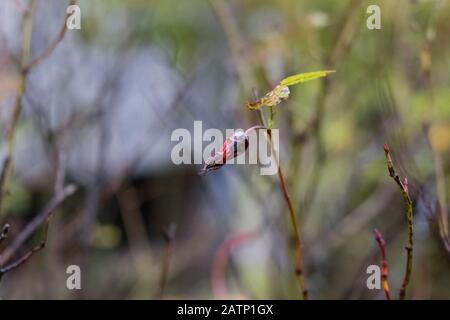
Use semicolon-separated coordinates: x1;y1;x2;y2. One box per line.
383;144;413;300
374;229;391;300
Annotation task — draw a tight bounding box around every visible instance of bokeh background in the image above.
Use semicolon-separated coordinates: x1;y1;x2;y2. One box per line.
0;0;449;299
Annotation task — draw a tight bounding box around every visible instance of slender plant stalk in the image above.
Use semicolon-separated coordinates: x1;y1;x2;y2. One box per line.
374;229;391;300
258;102;308;300
383;144;413;300
276;158;308;299
211;0;309;299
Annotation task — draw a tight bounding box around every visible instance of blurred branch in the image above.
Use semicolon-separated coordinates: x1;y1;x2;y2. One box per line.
11;0;29;16
420;34;450;252
24;0;77;73
0;219;49;281
0;0;36;217
383;144;413;300
312;181;394;253
0;184;76;279
0;144;75;278
156;223;177;299
374;229;391;300
0;0;73;217
211;230;257;299
209;0;254;91
297;0;362;214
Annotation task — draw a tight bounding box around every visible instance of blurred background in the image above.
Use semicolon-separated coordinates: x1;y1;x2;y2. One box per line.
0;0;449;299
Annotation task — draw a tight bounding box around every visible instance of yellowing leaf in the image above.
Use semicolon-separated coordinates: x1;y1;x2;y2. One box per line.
429;123;450;152
280;70;335;86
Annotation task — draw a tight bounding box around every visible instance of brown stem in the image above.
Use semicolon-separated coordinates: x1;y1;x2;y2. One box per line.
257;103;308;300
374;229;391;300
277;160;308;299
383;144;413;300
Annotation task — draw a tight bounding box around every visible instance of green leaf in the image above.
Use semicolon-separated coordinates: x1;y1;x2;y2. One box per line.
280;70;335;86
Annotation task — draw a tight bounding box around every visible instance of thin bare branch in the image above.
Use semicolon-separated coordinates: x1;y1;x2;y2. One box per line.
23;0;77;73
374;229;391;300
383;144;413;300
0;219;49;280
0;184;77;268
254;91;308;300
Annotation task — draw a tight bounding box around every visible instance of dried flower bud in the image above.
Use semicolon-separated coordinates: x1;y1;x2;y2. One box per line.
200;129;249;175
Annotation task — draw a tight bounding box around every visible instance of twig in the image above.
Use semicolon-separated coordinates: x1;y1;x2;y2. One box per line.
374;229;391;300
156;223;176;299
0;184;77;269
0;0;73;216
383;144;413;300
0;219;49;281
23;0;77;73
